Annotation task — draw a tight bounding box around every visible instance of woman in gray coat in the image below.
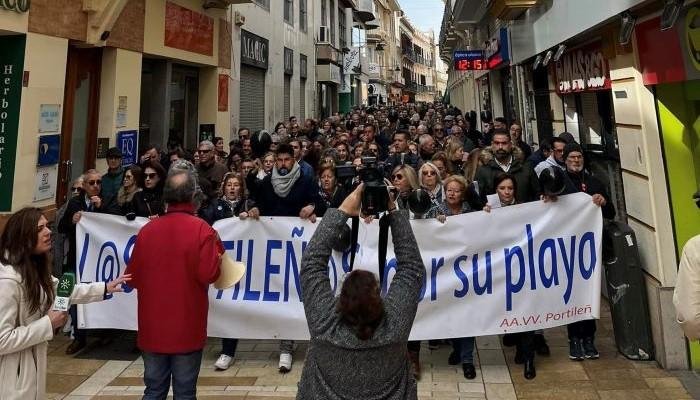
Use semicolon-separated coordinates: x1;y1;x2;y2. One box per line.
298;184;426;399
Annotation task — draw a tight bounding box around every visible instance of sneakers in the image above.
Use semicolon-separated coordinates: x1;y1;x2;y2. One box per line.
583;337;599;359
214;354;233;370
568;338;584;361
278;352;293;373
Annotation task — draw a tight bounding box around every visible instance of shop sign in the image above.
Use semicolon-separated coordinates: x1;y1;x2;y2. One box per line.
116;130;138;166
454;50;487;71
37;134;60;166
164;2;214;57
218;74;228;112
554;42;611;94
484;28;510;69
241;30;268;69
38;104;60;133
300;54;307;79
636;5;700;85
0;35;24;212
0;0;30;13
33;165;57;202
284;47;293;76
116;96;127;128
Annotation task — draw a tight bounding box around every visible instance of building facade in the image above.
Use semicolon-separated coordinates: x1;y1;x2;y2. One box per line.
441;0;700;370
230;0;317;132
0;0;235;226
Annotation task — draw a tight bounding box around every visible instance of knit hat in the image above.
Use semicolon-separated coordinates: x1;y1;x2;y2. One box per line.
563;142;583;160
558;132;576;144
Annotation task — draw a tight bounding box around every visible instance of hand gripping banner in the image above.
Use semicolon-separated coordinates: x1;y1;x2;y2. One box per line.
76;192;602;340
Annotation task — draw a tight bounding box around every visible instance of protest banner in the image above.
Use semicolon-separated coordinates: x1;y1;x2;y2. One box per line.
76;192;602;340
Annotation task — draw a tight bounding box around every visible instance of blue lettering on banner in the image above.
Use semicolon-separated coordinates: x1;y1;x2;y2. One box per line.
453;255;469;298
243;240;259;301
264;240;282;301
472;252;492;295
430;257;444;301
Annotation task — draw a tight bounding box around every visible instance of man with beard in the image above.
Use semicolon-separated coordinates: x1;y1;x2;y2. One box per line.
474;130;540;203
559;142;615;361
247;143;319;374
384;130;422;176
534;137;567;177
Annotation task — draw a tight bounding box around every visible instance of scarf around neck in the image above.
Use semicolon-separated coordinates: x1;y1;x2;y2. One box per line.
271;162;301;198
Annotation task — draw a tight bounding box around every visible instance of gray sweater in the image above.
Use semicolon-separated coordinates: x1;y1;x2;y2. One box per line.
297;208;425;400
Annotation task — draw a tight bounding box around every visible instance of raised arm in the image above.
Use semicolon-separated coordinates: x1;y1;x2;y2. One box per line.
300;208;346;337
382;209;425;337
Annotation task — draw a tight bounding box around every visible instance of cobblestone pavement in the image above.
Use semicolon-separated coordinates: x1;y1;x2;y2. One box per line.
46;302;696;399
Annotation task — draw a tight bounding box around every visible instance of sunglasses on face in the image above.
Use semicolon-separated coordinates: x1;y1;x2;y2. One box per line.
71;187;81;192
392;174;404;180
422;170;436;177
145;173;158;180
198;149;212;154
87;180;101;186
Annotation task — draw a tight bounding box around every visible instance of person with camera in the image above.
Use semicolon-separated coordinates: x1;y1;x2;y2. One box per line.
247;143;319;373
297;183;425;399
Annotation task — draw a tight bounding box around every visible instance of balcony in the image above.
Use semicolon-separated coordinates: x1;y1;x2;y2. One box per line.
417;84;436;93
402;49;416;63
404;82;417;93
366;29;388;43
316;43;343;66
490;0;540;20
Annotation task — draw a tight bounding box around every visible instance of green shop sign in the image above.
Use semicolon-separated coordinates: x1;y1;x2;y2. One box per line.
0;35;25;212
0;0;30;13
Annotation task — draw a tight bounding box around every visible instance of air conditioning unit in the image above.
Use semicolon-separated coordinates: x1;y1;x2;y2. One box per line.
318;26;330;44
234;11;245;26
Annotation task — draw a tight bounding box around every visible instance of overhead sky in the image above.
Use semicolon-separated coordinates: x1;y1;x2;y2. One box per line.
397;0;445;42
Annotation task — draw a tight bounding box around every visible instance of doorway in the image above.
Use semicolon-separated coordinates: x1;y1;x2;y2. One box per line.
170;64;199;150
57;46;102;206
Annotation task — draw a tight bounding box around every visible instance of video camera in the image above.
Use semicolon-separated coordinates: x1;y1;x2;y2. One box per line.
336;157;390;216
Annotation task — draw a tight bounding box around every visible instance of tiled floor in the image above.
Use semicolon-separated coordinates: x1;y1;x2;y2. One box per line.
46;302;696;399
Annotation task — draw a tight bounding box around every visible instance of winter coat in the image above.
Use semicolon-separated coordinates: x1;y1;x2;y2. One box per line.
0;263;106;400
674;235;700;340
534;155;565;177
129;188;165;218
315;185;347;217
474;147;540;203
101;167;124;201
200;197;256;225
250;170;320;217
562;170;616;219
297;209;424;400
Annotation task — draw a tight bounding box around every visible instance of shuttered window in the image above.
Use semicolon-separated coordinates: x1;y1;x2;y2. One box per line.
284;75;291;121
240;66;266;132
300;78;306;119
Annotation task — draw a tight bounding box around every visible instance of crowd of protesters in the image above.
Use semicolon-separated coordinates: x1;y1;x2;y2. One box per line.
52;102;615;383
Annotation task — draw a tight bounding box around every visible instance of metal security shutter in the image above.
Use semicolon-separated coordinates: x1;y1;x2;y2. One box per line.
300;79;306;119
284;76;291;121
240;66;266;132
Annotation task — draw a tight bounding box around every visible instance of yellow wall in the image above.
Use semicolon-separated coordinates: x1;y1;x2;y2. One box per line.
12;33;68;212
143;0;223;67
96;48;143;173
0;8;28;34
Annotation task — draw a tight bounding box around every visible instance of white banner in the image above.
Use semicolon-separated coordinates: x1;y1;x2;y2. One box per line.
76;193;602;340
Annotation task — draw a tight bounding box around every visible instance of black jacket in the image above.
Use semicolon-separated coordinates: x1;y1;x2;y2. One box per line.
58;194;119;274
251;171;320;217
563;170;616;219
129;188;165;218
315;185;347;217
475;156;541;203
200;197;256;225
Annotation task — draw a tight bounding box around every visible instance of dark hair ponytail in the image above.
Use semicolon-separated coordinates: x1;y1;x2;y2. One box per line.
337;270;384;340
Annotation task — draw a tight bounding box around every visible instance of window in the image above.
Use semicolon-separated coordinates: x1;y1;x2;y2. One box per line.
284;0;293;25
252;0;269;9
330;2;336;45
338;7;346;49
299;0;307;32
321;0;327;26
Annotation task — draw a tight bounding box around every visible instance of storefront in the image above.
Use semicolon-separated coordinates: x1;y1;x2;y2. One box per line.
636;4;700;369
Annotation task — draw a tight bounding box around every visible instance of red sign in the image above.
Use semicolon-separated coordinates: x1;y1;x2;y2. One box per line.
455;59;487;71
554;42;611;94
218;74;228;112
635;15;687;85
164;2;214;56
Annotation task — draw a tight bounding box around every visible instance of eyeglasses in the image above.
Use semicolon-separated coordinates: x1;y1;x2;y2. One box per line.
422;170;436;177
145;173;158;180
124;175;133;180
391;173;404;180
71;187;81;192
197;149;212;154
87;180;101;186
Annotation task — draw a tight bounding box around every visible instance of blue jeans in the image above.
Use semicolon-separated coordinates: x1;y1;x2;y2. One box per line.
452;337;475;364
142;350;202;400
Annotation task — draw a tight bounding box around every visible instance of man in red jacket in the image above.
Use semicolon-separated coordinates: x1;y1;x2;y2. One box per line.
126;168;222;400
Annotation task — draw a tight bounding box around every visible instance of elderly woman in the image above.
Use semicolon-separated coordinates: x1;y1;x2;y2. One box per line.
297;184;425;399
444;140;466;176
314;162;347;217
431;152;450;181
418;162;443;207
0;208;129;400
390;164;420;211
426;175;477;380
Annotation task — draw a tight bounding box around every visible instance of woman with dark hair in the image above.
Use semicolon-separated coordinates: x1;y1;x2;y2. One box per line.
0;208;129;399
483;173;537;379
117;165;143;214
130;160;167;218
297;184;425;399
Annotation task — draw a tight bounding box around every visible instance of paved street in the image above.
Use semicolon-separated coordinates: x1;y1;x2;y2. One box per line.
45;302;696;399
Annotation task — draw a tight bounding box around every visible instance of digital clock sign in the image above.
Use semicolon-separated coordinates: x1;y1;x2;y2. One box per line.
453;50;488;71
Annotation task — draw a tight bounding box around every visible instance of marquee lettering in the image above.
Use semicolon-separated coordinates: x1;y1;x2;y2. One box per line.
555;45;610;93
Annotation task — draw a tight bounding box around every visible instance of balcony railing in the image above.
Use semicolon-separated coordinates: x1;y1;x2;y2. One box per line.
402;49;417;63
417;84;436;93
404;82;418;92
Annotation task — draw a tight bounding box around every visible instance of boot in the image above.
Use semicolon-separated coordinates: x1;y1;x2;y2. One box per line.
408;350;421;379
524;358;536;380
534;333;550;356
